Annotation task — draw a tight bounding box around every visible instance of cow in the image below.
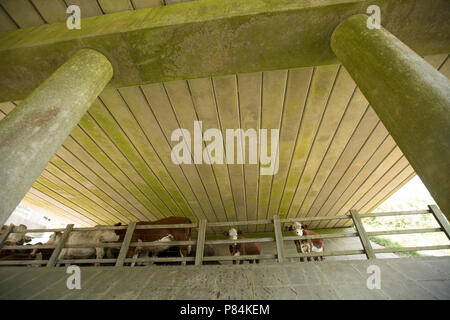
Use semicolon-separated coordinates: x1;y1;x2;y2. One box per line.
288;222;324;262
57;227;119;266
155;244;218;265
189;244;218;265
0;225;40;267
224;228;261;264
0;224;33;259
1;224;32;246
29;231;64;263
0;252;42;267
113;217;192;266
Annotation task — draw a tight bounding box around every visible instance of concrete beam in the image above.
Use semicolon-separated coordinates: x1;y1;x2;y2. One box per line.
331;15;450;219
0;0;449;101
0;49;113;226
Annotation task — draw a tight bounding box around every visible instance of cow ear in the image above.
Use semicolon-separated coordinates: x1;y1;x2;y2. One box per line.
302;225;308;229
237;230;242;235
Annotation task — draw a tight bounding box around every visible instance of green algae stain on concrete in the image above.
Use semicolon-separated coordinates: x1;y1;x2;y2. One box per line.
0;49;113;225
331;14;450;219
1;0;450;101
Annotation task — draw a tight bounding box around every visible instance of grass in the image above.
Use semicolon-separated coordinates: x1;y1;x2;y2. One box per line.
369;236;422;257
362;209;450;257
361;176;450;257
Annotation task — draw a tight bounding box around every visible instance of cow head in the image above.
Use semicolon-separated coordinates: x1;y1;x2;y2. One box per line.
48;231;63;244
224;228;242;240
99;230;120;242
290;222;304;236
30;242;44;258
6;224;31;245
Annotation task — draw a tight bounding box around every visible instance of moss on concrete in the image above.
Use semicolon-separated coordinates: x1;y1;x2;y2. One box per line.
0;49;113;225
0;0;449;101
331;14;450;219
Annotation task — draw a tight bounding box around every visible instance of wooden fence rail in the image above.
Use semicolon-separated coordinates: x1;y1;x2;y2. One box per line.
1;206;449;267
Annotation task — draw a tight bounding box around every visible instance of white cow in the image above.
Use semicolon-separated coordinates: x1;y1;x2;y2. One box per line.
1;224;32;245
58;227;119;265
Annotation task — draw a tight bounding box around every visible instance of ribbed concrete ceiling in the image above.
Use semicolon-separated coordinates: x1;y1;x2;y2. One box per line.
1;54;448;230
0;1;448;230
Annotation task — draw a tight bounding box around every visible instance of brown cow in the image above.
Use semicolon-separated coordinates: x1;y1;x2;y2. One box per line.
114;217;192;266
0;241;43;267
224;228;261;264
288;222;325;262
0;252;40;266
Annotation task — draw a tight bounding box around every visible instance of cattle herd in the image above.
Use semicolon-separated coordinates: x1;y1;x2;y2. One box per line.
0;218;325;266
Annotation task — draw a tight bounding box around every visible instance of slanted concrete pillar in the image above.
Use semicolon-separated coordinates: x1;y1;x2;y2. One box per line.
0;49;113;225
331;14;450;219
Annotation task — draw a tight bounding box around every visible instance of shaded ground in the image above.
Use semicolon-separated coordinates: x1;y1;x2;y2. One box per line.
0;256;448;300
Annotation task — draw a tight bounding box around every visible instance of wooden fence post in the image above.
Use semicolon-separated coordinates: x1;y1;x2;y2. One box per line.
195;219;207;266
0;224;14;248
273;215;285;263
350;210;376;260
47;224;74;267
429;205;450;240
115;221;136;267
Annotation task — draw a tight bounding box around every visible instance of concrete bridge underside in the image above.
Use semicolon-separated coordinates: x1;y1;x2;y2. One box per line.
0;0;449;228
0;256;449;300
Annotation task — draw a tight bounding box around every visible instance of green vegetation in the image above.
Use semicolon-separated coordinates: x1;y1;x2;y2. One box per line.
363;214;450;257
369;236;422;257
362;176;450;257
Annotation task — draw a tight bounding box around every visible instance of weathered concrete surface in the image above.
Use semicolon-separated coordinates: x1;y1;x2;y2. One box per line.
0;256;448;300
331;14;450;220
0;49;113;226
0;0;449;101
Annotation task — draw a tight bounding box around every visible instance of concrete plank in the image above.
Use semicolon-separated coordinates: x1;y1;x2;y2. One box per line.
253;286;300;300
97;268;156;299
217;286;254;300
3;269;67;300
386;259;450;281
61;269;124;300
0;269;43;299
30;268;101;300
380;280;439;300
215;268;253;288
137;286;179;300
294;284;340;300
416;280;450;300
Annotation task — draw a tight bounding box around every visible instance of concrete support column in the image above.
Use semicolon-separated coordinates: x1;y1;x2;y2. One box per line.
331;14;450;219
0;49;113;225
